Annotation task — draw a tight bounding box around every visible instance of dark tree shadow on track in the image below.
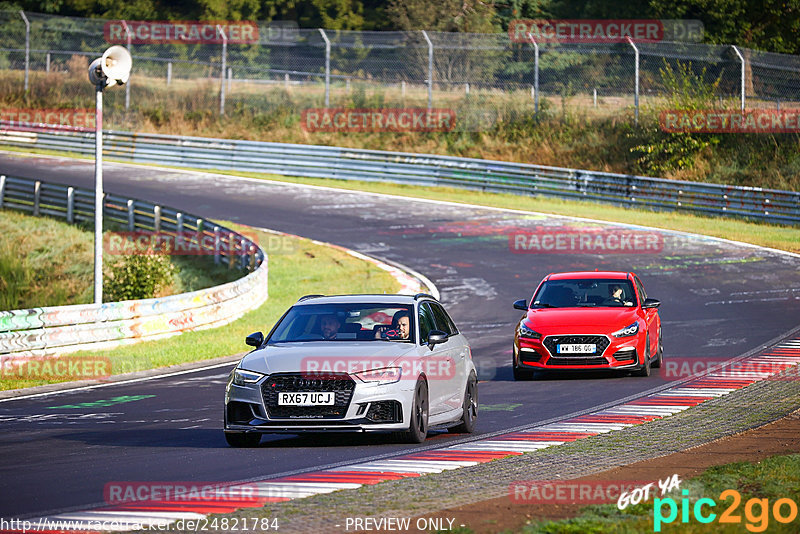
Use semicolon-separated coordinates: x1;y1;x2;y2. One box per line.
55;427;456;450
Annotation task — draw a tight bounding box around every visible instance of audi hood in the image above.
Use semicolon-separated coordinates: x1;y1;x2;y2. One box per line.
238;342;419;376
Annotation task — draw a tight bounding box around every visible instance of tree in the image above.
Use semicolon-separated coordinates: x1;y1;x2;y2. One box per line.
387;0;501;33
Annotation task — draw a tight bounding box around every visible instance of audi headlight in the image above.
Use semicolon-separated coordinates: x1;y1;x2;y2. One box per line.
613;322;640;338
232;369;265;386
353;367;402;385
519;322;542;340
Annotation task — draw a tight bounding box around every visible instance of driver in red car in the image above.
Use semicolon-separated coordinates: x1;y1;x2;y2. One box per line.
605;284;633;306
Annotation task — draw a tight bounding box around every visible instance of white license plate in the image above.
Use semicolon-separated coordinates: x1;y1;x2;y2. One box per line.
278;392;334;406
557;344;596;354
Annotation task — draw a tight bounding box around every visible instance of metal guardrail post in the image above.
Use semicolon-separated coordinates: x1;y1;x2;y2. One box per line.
67;187;74;223
127;199;135;230
527;33;539;114
176;212;184;249
20;11;29;93
732;45;746;111
421;30;433;111
218;25;227;116
0;175;6;208
228;232;235;269
626;36;640;126
46;52;50;73
214;226;221;264
318;29;331;107
153;205;161;232
32;180;40;216
166;62;172;86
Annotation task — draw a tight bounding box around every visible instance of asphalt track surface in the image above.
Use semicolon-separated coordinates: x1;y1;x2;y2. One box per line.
1;152;799;520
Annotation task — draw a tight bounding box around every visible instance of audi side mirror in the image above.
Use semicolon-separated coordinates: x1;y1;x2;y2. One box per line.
427;330;448;348
245;332;264;347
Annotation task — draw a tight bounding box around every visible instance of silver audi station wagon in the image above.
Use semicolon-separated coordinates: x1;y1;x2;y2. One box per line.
224;294;477;446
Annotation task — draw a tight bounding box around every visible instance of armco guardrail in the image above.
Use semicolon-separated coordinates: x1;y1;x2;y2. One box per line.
0;175;268;360
1;122;799;225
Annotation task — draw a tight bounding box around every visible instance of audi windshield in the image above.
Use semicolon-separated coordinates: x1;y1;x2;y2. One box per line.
267;303;416;343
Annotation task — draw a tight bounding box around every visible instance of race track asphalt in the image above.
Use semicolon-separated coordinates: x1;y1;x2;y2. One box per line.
1;152;799;519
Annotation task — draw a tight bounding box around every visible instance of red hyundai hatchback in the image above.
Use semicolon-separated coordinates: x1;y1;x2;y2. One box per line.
512;271;662;380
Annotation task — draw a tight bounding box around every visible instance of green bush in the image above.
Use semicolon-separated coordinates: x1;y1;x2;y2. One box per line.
104;254;178;301
629;61;721;175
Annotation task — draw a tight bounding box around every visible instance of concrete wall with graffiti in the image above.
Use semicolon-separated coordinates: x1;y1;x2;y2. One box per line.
0;175;268;360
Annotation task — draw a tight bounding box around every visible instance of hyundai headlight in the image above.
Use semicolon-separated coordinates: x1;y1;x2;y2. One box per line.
613;322;639;338
232;369;265;386
519;322;542;340
353;367;402;385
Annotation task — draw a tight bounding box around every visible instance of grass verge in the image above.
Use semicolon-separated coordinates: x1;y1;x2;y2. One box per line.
0;225;401;390
521;453;800;533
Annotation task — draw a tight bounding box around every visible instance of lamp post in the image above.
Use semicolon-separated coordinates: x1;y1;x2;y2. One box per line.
88;46;132;304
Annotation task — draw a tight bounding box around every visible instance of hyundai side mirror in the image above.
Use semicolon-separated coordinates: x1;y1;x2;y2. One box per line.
245;332;264;347
642;298;661;309
513;299;528;311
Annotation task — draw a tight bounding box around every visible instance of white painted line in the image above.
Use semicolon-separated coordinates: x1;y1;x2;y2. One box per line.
704;372;773;379
658;388;733;396
532;423;629;432
249;482;360;498
354;459;477;470
602;406;690;416
448;441;558;452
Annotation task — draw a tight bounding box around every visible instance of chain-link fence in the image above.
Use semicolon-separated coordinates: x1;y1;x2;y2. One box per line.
1;10;799;132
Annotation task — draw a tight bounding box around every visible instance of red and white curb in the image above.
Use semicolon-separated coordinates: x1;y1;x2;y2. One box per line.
18;339;800;532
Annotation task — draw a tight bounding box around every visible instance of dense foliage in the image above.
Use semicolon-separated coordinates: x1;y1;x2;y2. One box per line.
104;253;178;301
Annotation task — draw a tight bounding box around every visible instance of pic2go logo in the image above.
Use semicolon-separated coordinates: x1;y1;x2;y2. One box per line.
654;489;799;532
